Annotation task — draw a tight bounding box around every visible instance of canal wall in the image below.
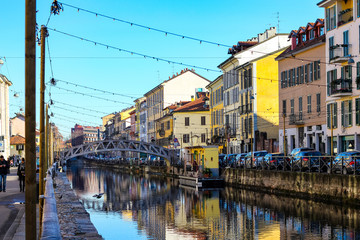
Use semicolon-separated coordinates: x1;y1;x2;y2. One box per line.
222;187;360;230
53;172;102;239
221;168;360;206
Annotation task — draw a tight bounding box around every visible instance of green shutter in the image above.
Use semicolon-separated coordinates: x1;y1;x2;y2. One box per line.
327;104;331;128
349;100;352;126
327;71;330;96
341;101;345;127
356;99;360;125
334;103;338;128
341;67;344;79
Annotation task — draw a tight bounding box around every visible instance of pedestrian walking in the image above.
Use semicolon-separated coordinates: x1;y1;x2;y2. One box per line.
0;155;9;192
17;158;25;192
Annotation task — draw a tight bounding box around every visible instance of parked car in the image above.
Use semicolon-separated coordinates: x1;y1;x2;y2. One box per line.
263;153;289;170
292;151;325;172
224;154;237;167
244;151;268;168
289;147;314;157
329;151;360;174
236;153;247;167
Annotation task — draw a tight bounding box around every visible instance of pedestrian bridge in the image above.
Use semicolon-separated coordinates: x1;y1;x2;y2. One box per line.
60;139;175;161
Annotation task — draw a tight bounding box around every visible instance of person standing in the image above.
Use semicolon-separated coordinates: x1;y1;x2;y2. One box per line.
17;158;25;192
0;155;9;192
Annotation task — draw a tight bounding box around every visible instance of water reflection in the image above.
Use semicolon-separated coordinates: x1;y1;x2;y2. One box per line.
67;162;360;240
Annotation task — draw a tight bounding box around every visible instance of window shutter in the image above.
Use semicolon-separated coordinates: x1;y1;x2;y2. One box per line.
341;67;344;79
356;99;360;125
341;101;344;127
327;71;330;96
327;104;331;128
334;103;338;128
349;100;352;126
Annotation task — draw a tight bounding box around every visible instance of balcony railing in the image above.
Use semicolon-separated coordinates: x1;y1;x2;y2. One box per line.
330;44;352;63
289;114;304;125
330;78;352;97
338;8;353;27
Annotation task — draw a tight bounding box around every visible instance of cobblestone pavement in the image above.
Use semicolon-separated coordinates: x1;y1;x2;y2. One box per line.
54;172;102;240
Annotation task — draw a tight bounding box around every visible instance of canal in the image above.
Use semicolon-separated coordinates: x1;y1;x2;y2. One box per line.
67;161;360;239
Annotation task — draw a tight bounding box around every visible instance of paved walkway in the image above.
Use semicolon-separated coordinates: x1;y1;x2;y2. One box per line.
0;167;39;240
0;167;25;239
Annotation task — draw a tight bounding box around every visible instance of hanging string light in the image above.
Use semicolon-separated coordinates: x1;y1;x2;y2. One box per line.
52;2;231;48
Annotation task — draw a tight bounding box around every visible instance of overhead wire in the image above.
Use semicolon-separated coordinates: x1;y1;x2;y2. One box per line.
51;105;101;118
52;78;137;99
51;99;109;115
47;28;222;73
55;1;231;48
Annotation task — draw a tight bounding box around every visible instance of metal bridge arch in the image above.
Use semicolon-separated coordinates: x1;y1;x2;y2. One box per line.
60;139;175;161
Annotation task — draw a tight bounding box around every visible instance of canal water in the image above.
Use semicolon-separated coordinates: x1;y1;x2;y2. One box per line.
67;161;360;240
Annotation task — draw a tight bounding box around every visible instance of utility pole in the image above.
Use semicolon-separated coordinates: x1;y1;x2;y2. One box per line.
45;104;49;171
39;25;47;230
283;113;286;156
25;0;37;239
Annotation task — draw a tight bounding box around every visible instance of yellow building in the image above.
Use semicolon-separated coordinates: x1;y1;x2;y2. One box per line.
114;107;135;139
218;27;290;153
206;75;224;153
155;102;189;148
101;113;115;130
172;93;211;158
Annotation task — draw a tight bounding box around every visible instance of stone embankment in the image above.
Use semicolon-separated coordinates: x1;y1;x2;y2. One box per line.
53;172;102;239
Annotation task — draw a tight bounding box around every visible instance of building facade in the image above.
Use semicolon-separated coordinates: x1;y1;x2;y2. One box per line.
276;19;327;154
318;0;360;153
218;27;290;153
145;69;210;143
172;93;210;152
206;76;225;152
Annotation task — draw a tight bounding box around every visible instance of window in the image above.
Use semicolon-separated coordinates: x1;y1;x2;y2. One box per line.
185;117;190;126
309;63;313;82
284;71;288;88
358;0;360;18
300;65;304;84
329;36;334;60
282;100;287;117
307;95;312;113
304;64;308;83
316;93;321;113
183;134;190;143
327;69;337;96
326;5;336;31
327;103;338;128
356;98;360;125
166;121;170;130
302;34;306;42
292;68;296;86
201;116;206;125
341;100;352;127
299;97;303;120
290;99;294;115
296;67;300;84
310;29;315;40
314;61;320;80
160;123;164;131
343;30;349;56
201;133;206;143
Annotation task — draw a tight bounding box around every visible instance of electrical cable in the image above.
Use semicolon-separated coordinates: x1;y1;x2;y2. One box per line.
55;1;231;48
47;27;222;73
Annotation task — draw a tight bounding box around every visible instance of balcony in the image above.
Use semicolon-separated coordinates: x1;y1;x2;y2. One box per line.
330;78;352;97
330;44;352;63
289;114;304;125
338;8;353;27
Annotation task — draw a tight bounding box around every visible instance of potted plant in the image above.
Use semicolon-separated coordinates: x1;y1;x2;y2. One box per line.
203;168;212;178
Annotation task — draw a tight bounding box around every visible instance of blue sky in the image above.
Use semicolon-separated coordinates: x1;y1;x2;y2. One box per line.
0;0;323;139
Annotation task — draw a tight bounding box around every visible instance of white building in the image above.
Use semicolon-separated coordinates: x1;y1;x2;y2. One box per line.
144;69;210;142
318;0;360;153
0;74;12;158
